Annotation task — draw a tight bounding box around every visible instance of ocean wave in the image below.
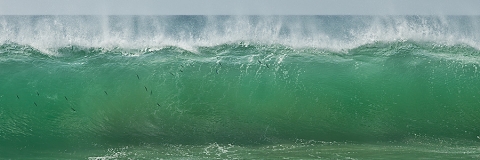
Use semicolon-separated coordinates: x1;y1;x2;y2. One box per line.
1;16;480;148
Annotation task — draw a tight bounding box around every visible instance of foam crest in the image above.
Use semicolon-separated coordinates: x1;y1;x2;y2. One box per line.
1;16;480;52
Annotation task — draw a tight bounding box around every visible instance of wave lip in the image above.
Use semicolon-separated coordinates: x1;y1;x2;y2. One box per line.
3;40;480;61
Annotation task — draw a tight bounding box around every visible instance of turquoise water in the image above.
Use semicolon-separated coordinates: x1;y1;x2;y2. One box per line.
1;16;480;159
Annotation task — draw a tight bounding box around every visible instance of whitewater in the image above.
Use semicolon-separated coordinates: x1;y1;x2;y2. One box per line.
1;16;480;159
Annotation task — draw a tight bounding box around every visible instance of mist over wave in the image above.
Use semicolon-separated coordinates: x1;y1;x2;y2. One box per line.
1;15;480;53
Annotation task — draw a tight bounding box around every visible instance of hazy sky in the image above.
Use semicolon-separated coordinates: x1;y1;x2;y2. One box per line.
1;0;480;15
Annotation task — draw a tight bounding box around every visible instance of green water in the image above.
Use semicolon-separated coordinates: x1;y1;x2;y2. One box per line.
1;41;480;159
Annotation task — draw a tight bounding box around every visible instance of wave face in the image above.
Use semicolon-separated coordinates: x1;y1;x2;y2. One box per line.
1;16;480;157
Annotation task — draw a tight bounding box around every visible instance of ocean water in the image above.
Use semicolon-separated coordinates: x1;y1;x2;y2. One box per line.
1;15;480;159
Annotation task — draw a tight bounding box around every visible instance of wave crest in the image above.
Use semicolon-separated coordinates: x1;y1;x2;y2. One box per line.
2;16;480;51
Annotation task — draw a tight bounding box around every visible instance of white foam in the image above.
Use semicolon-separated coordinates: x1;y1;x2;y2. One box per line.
1;16;480;52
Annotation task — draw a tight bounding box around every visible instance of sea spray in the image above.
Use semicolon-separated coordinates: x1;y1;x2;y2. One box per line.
2;16;480;51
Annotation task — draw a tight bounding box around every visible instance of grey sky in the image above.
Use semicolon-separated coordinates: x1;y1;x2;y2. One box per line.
1;0;480;15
